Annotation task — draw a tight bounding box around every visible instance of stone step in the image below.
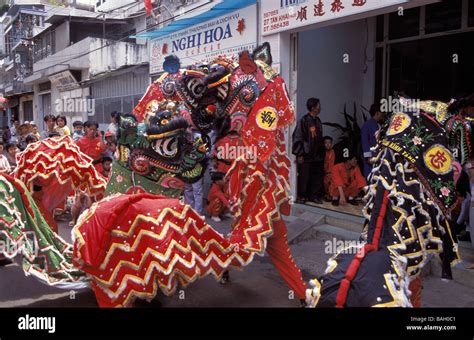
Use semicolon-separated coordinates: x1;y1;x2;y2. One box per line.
286;210;325;245
289;209;474;288
428;257;474;289
292;203;365;234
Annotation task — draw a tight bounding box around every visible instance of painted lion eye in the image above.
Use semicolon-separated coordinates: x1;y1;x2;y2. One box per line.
161;119;169;125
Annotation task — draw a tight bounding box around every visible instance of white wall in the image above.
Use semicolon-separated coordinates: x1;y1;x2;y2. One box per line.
296;18;376;141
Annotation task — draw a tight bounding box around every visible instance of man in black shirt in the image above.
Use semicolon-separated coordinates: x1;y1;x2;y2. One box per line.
292;98;325;204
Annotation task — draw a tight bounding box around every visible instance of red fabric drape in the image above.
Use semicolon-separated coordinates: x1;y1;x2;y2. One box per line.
144;0;152;15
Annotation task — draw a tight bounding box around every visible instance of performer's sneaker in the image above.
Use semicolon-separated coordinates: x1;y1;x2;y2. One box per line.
220;271;230;285
295;197;306;204
211;216;222;222
300;299;308;308
222;212;233;219
331;199;339;206
348;199;358;206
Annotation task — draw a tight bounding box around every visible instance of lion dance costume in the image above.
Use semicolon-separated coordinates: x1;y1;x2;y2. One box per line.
0;43;307;307
306;99;473;307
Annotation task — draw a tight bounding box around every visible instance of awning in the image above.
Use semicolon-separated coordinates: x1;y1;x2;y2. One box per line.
133;0;256;39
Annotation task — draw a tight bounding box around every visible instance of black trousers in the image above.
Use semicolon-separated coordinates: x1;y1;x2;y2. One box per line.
297;160;324;200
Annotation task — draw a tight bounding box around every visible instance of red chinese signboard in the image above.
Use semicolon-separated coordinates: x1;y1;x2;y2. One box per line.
262;0;409;36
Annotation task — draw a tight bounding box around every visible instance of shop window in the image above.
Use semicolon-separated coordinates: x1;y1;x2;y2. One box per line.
39;81;51;92
425;0;462;34
389;7;420;40
93;98;104;124
376;15;384;42
133;94;143;108
469;0;474;27
374;47;384;102
122;96;134;114
388;32;474;101
102;97;122;123
23;101;33;122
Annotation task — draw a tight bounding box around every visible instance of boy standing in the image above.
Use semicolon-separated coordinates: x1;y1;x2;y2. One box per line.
72;121;84;141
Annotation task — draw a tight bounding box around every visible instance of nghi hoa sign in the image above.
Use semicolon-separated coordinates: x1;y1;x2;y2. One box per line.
171;21;233;52
150;4;257;74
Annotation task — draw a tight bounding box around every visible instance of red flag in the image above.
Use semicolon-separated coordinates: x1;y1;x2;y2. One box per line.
144;0;153;15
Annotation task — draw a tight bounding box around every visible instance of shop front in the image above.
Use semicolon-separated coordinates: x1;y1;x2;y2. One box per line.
260;0;474;215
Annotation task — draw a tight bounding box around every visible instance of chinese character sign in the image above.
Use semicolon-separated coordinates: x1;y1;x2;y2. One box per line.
150;5;257;74
261;0;409;36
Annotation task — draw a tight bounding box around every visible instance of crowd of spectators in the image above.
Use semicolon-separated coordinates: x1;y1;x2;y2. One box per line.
0;112;119;178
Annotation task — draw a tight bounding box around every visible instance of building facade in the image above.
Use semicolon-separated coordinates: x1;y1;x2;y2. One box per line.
0;0;48;127
23;3;149;131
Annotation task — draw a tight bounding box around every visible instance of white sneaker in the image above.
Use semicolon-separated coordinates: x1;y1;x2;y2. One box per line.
223;212;233;219
200;215;206;220
211;216;222;222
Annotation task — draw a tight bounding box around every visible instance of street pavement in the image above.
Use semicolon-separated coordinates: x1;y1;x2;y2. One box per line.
1;216;474;308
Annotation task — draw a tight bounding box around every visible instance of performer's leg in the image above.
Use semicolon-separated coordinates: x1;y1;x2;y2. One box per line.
184;183;195;209
409;276;423;308
266;219;308;300
192;178;204;216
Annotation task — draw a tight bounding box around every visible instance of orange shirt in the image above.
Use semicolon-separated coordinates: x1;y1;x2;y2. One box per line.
332;162;366;189
324;149;335;174
76;136;106;161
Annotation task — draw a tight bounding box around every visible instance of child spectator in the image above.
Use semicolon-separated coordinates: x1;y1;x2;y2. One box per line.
206;172;230;222
72;121;84;141
30;122;41;140
55;115;71;136
17;122;32;151
101;156;113;178
2;126;11;144
104;140;117;160
4;143;18;168
323;136;335;200
0;142;11;173
329;153;366;206
25;134;39;146
107;111;120;137
41;115;57;139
